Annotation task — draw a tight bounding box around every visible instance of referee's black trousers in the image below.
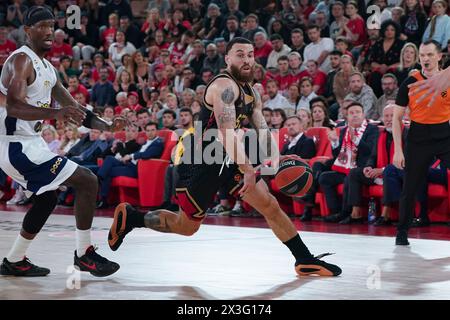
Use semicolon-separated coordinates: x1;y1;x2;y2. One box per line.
398;121;450;232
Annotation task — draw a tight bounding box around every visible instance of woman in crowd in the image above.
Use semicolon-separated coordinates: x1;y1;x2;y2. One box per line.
368;19;405;97
297;77;318;111
115;54;134;83
297;108;313;130
41;125;61;154
58;125;81;157
344;1;367;49
309;97;335;130
108;30;137;69
422;0;450;49
400;0;427;46
253;64;269;88
271;108;287;130
114;69;138;94
393;42;420;85
287;83;301;110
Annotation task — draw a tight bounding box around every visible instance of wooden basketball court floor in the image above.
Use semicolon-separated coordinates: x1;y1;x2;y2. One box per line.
1;210;450;300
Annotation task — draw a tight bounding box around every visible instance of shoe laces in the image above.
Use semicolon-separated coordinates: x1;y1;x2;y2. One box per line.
216;205;229;212
20;256;34;267
85;245;108;263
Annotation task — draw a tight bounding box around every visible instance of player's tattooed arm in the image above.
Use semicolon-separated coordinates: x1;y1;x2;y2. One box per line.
217;86;237;125
210;78;253;173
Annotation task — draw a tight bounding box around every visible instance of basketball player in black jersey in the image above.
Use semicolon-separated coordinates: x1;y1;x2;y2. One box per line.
108;37;342;277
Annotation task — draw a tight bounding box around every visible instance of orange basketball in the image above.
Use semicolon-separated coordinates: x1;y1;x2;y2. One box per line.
274;155;313;197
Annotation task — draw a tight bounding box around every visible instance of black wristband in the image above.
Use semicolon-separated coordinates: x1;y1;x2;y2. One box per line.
82;109;96;129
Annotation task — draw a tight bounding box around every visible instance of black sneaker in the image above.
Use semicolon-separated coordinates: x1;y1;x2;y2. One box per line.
411;217;430;227
339;216;365;225
96;200;109;209
395;230;410;246
108;202;140;251
0;257;50;277
295;253;342;277
74;245;120;277
373;217;392;226
300;207;313;222
324;213;345;223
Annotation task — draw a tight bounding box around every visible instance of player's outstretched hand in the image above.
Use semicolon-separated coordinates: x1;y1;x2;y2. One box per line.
408;69;449;106
56;105;86;126
110;116;128;132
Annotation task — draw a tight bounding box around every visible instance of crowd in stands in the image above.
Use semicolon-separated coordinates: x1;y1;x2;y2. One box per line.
0;0;450;227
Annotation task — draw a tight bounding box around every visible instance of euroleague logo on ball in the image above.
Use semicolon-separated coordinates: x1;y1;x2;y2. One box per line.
274;156;313;197
280;160;296;168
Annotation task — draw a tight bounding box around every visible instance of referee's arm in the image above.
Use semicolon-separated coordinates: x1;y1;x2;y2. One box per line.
392;76;416;169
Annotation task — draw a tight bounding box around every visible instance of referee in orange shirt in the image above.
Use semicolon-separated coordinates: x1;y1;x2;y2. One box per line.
392;40;450;245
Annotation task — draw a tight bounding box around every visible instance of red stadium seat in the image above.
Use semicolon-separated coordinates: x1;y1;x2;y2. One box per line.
109;129;178;207
305;127;334;166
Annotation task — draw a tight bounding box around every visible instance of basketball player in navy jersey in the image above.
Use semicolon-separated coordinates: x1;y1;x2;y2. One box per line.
108;37;342;277
0;6;125;277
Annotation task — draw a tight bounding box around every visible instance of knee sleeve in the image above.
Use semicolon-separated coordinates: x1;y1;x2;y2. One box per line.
22;191;58;234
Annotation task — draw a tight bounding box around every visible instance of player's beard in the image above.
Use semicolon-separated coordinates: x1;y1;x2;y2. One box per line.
230;64;254;83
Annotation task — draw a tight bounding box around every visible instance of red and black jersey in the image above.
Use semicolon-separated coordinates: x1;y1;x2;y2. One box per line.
199;70;255;134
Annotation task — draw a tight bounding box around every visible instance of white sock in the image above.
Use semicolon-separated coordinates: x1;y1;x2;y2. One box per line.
6;234;32;263
76;229;92;257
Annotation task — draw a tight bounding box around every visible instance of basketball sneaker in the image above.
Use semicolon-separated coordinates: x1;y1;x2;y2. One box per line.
0;257;50;277
295;253;342;276
206;204;231;216
108;202;141;251
74;245;120;277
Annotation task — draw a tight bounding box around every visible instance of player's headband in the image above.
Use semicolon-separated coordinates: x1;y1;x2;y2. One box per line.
24;6;55;27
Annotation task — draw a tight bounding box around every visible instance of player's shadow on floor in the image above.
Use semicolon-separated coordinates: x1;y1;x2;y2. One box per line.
377;246;450;297
0;266;321;300
71;276;320;300
235;278;317;300
39;277;316;300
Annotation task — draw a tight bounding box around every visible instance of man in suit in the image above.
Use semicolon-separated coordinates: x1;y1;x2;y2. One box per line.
282;116;316;221
96;122;164;208
320;102;379;222
281;116;316;159
299;102;378;221
340;105;395;224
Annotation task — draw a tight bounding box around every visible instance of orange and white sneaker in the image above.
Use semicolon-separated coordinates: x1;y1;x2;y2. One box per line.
295;253;342;277
108;202;141;251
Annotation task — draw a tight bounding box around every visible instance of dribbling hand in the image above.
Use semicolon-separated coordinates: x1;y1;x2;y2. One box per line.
239;169;256;197
55;105;86;126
